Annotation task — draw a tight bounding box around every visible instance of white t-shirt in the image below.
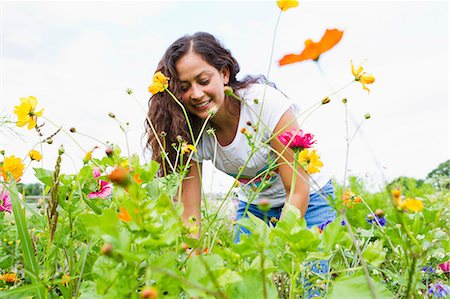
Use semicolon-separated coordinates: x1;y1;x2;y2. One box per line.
194;83;330;207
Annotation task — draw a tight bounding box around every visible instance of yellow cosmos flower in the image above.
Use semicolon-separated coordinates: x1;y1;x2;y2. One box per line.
148;71;170;94
297;149;323;174
401;198;424;212
181;143;197;155
277;0;299;11
351;60;375;93
28;149;43;161
1;155;25;182
13;96;44;130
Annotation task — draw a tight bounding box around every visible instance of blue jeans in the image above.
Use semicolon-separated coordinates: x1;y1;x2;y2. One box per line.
234;180;336;243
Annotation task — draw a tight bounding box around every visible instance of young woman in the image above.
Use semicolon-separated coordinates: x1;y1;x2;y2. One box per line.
146;32;336;242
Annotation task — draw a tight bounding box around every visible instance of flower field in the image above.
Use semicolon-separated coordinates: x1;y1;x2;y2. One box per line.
1;1;449;298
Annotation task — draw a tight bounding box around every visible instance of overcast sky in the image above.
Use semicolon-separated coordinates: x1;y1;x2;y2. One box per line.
1;1;448;192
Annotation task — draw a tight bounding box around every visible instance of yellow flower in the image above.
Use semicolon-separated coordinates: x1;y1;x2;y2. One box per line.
401;198;424;212
61;274;70;286
277;0;299;11
13;96;44;130
148;71;169;94
1;155;25;182
297;149;323;174
28;150;42;161
181;143;197;155
351;60;375;93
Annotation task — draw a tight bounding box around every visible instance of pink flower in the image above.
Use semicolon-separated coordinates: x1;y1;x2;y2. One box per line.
277;128;316;151
88;167;112;199
0;188;12;213
439;261;450;273
88;180;112;199
93;167;101;178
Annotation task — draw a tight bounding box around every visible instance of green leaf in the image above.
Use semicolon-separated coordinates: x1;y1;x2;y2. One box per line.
7;181;46;299
328;271;392;299
33;167;54;186
362;240;386;268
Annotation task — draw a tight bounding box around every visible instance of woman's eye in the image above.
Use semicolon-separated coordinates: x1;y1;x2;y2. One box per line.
180;86;189;92
199;80;209;85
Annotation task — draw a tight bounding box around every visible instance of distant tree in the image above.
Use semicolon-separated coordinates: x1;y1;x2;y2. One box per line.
426;159;450;190
17;183;44;196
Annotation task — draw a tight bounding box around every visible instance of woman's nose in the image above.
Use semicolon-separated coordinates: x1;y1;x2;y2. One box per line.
190;84;204;100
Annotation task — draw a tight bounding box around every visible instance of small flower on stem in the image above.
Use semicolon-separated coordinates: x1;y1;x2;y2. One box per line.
13;96;44;129
181;143;196;155
1;155;25;182
351;60;375;93
148;71;169;94
88;167;112;199
276;0;299;12
279;29;343;65
438;261;450;273
277;128;316;152
28;149;43;161
297;149;323;174
0;188;12;214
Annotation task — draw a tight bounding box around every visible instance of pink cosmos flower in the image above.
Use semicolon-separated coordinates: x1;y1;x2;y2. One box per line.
0;189;12;213
88;167;112;199
277;128;316;151
439;261;450;273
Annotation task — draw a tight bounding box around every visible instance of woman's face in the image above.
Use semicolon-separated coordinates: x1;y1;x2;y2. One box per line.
175;51;229;120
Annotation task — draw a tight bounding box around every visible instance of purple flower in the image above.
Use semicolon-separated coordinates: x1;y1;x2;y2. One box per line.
317;219;334;233
277;128;316;151
428;283;450;298
421;265;435;274
0;189;12;213
366;213;386;227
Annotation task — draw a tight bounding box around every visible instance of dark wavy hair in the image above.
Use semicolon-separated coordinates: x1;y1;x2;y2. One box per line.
145;32;266;175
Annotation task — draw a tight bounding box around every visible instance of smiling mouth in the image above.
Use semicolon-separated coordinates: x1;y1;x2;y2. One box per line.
193;100;211;109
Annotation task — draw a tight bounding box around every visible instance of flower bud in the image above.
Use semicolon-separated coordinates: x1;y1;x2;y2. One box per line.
364;113;371;119
58;145;65;155
258;198;271;212
321;97;331;105
101;243;113;256
342;98;347;104
224;86;234;96
69;127;76;133
140;287;159;299
0;150;4;155
46;138;53;144
160;131;167;137
108;166;130;186
105;147;113;157
253;98;259;104
108;112;116;118
176;135;183;143
375;209;384;217
125;88;133;95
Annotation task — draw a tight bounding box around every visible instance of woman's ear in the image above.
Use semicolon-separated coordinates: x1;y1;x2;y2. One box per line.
221;67;230;85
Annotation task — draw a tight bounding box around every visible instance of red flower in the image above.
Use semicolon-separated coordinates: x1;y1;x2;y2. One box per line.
279;29;344;66
277;128;316;151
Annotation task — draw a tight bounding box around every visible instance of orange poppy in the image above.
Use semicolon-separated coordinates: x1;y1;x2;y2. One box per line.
279;29;344;66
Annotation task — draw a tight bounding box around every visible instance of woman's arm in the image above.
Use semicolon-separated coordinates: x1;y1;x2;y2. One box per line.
271;108;310;218
181;161;203;238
